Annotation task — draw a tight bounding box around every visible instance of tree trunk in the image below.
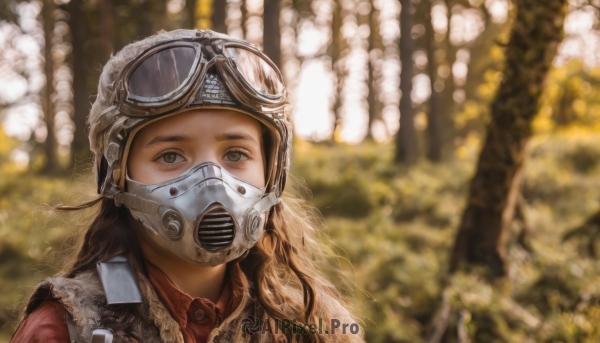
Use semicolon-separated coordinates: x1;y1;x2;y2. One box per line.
263;0;281;68
42;0;58;174
99;0;115;62
395;0;416;163
330;0;344;138
66;0;90;159
185;0;198;29
241;0;247;39
211;0;228;34
365;1;380;141
425;0;442;162
441;0;455;148
137;0;155;38
449;0;568;278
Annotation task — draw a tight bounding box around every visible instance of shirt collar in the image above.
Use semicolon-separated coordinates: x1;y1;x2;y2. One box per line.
145;261;243;328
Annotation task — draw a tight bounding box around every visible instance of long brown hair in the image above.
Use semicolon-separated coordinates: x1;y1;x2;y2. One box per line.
54;198;147;341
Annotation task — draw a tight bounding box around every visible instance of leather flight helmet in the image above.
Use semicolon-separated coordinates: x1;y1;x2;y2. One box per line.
87;29;292;200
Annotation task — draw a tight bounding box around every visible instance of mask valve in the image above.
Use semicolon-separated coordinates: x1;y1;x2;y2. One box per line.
197;207;235;251
162;209;183;240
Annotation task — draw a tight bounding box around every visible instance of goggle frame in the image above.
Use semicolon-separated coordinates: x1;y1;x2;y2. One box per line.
114;37;287;119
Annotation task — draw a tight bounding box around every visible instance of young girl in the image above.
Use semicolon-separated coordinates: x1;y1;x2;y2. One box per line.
10;30;363;343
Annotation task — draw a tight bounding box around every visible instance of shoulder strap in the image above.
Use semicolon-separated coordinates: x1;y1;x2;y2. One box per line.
90;255;139;343
66;313;77;343
58;256;142;343
96;255;143;305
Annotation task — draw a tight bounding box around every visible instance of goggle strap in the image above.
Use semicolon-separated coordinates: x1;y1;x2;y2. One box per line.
98;106;120;132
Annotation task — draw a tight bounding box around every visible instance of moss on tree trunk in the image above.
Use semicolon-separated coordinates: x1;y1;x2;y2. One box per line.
449;0;568;277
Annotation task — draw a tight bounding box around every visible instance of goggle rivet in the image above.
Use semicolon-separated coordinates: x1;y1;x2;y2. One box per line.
170;187;178;196
238;186;246;195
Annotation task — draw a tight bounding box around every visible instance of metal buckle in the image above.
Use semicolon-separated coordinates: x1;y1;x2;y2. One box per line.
91;328;114;343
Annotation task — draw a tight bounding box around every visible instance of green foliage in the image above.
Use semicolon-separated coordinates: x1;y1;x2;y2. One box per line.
3;132;600;342
0;127;96;341
536;61;600;131
290;133;600;342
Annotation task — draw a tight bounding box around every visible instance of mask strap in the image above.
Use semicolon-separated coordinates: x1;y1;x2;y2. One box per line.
253;192;280;213
114;192;160;214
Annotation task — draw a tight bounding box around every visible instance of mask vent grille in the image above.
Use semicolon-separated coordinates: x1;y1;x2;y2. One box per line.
198;208;235;251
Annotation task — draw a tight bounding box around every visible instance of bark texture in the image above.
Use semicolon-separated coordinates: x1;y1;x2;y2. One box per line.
66;0;90;157
365;1;383;140
449;0;568;277
425;0;442;162
330;0;344;136
99;0;115;62
396;0;416;163
263;0;281;68
137;0;155;38
185;0;198;29
42;0;57;173
211;0;228;34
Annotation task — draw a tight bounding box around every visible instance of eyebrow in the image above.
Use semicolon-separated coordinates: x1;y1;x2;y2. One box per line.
215;132;259;144
145;134;193;147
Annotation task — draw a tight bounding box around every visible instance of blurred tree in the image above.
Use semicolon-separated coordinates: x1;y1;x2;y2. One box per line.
241;0;248;38
0;0;18;22
541;61;600;128
192;0;227;32
263;0;281;67
441;0;456;152
41;0;58;174
425;0;442;161
186;0;198;29
137;0;156;37
431;0;512;160
396;0;416;163
329;0;345;136
64;0;90;158
364;0;384;140
554;82;579;126
99;0;116;62
456;6;509;136
212;0;228;33
449;0;568;277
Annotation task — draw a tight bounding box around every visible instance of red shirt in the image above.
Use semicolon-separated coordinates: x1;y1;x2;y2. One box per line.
10;262;243;343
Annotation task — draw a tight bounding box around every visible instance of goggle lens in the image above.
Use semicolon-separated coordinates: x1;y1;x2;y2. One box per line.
128;46;197;99
226;47;284;96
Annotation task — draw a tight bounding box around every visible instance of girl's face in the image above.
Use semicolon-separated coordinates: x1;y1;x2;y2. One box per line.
127;109;265;188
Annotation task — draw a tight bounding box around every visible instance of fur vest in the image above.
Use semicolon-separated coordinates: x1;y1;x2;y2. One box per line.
25;269;365;343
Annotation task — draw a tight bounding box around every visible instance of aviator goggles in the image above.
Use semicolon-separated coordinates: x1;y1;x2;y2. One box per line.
113;34;287;118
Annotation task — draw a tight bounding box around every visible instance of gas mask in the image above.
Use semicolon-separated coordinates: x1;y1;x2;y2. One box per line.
115;162;279;266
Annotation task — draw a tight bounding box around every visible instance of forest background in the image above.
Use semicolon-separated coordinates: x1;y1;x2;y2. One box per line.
2;0;600;342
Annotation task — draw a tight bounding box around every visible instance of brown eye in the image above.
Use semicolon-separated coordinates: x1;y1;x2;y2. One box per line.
162;152;178;163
